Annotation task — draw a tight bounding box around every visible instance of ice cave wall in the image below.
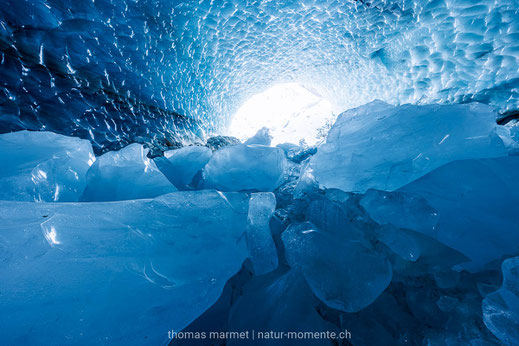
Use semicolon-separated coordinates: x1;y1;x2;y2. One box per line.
1;0;518;152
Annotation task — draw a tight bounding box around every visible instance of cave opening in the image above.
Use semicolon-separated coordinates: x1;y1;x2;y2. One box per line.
228;83;335;146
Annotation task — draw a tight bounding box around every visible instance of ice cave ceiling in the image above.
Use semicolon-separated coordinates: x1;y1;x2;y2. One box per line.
0;0;518;153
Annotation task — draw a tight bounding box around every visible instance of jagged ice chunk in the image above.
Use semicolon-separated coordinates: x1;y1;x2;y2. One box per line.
282;222;392;312
81;143;176;201
203;144;287;192
309;101;508;193
0;190;250;345
246;192;278;275
0;131;95;202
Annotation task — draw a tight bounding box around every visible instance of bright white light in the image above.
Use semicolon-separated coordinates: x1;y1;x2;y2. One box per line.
229;83;335;146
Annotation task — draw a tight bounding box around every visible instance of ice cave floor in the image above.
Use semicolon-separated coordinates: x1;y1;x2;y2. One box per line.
1;101;519;345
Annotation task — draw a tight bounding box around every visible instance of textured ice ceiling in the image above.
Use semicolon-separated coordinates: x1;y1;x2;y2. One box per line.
1;0;518;153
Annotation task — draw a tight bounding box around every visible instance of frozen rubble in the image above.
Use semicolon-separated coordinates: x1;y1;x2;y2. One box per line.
282;221;392;312
0;131;95;202
0;190;261;345
2;97;519;345
81;143;176;201
308;101;509;193
203;144;287;192
155;145;212;189
483;256;519;345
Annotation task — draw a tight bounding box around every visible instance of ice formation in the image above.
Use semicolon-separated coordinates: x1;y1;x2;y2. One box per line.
0;131;95;202
203;144;287;192
283;221;392;312
399;156;519;271
2;0;519;150
156;146;213;189
244;127;272;146
1;0;519;344
483;256;519;345
81;143;176;201
309;101;508;192
245;193;278;275
0;190;271;344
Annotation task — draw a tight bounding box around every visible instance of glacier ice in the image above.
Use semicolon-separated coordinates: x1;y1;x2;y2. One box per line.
245;193;278;275
2;0;519;150
155;145;212;189
360;189;439;238
1;97;515;344
244;127;272;146
0;190;251;345
483;256;519;346
282;221;392;312
0;131;95;202
81;143;176;202
308;101;508;193
203;144;287;192
2;0;519;343
399;156;519;271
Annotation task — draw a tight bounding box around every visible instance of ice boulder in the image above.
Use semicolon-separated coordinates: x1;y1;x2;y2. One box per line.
203;144;287;192
282;222;392;312
0;131;95;202
399;156;519;271
0;190;251;345
244;127;272;146
309;101;508;193
81;143;176;201
483;256;519;345
155;145;212;189
246;193;278;275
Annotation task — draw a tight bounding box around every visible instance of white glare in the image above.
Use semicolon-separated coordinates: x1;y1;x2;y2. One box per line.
43;225;61;246
229;83;335;146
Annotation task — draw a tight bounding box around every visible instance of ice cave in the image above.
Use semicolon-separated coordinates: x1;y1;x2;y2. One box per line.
1;0;519;345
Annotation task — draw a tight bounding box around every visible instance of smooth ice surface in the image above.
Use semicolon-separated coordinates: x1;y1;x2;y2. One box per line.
0;190;250;345
81;143;176;201
483;256;519;345
360;189;439;237
157;145;212;189
399;156;519;271
309;101;508;193
282;222;392;312
203;144;287;192
246;193;278;275
0;130;94;202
